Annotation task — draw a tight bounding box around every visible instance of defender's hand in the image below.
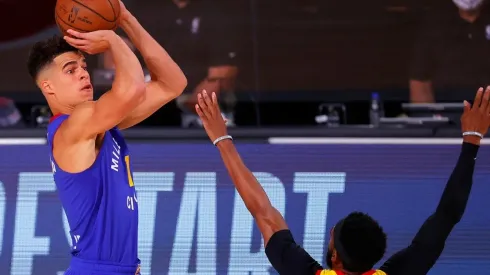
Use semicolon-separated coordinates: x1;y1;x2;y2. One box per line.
64;29;115;55
461;87;490;145
195;90;228;143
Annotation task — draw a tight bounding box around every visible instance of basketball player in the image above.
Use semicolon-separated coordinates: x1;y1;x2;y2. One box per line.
26;2;186;274
195;87;490;275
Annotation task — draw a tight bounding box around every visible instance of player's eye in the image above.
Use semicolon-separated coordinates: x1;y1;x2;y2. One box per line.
82;66;88;71
67;69;74;74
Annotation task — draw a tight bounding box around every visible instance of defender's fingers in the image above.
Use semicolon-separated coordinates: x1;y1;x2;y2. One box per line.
195;104;205;119
197;93;212;118
483;86;490;112
473;87;484;109
463;100;471;113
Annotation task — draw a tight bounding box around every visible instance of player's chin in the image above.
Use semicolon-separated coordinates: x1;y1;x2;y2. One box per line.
78;90;94;102
80;88;93;97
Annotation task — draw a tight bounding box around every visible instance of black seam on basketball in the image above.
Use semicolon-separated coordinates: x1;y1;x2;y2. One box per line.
56;12;97;32
106;0;117;22
71;0;118;22
116;1;121;19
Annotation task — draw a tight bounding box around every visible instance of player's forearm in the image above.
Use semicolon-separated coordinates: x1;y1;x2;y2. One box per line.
435;141;479;224
216;140;275;216
108;33;146;96
120;14;187;92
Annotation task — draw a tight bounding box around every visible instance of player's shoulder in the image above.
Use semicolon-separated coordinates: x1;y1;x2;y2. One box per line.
266;229;295;246
265;229;298;259
265;229;323;275
63;101;98;131
57;101;99;142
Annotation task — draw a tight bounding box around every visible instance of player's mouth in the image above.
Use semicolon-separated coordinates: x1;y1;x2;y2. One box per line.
81;84;93;92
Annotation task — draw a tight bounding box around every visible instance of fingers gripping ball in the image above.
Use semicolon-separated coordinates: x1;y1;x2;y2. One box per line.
55;0;120;35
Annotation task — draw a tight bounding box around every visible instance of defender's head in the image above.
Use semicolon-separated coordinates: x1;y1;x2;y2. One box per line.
27;36;93;109
327;212;387;273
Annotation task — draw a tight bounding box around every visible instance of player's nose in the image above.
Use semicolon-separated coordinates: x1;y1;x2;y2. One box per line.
79;70;90;80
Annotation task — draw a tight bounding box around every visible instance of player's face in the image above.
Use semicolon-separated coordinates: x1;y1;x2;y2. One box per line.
50;52;93;106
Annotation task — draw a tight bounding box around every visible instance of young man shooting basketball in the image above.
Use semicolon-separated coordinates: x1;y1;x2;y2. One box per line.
27;2;186;274
195;87;489;275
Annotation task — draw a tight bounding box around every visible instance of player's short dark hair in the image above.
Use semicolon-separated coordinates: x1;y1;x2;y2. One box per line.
338;212;387;272
27;35;78;80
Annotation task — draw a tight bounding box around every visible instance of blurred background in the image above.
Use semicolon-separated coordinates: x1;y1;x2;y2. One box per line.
2;0;489;129
1;1;490;275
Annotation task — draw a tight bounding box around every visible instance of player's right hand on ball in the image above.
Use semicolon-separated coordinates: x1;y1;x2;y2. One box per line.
461;86;490;145
63;29;114;55
195;90;228;143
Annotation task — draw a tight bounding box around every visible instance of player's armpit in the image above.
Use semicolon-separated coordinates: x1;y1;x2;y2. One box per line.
254;207;289;247
118;79;185;130
62;85;146;141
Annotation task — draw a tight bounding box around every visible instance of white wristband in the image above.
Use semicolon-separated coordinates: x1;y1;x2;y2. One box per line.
213;135;233;146
462;131;483;139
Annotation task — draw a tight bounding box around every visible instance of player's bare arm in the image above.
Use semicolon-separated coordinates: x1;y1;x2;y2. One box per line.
116;1;187;130
55;30;146;172
195;90;288;245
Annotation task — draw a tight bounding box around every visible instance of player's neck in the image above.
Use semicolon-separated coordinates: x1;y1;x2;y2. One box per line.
333;268;368;275
339;272;364;275
49;102;76;117
50;108;68;117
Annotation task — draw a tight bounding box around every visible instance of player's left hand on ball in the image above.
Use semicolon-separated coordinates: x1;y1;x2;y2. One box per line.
63;29;113;55
118;0;131;21
195;90;228;142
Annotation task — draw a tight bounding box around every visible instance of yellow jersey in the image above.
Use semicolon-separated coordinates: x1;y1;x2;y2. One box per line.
316;269;386;275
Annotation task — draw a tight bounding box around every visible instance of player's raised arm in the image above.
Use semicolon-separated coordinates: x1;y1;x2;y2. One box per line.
195;90;287;245
380;87;490;275
115;1;187;130
196;91;323;275
62;29;146;140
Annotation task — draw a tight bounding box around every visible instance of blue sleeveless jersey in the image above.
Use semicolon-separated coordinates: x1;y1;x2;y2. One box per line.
47;115;139;269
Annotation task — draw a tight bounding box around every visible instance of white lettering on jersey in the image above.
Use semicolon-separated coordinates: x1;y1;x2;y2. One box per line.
50;158;56;174
111;137;121;172
73;234;80;249
127;195;136;211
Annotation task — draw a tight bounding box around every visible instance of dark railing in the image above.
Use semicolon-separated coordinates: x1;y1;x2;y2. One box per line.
0;126;468;142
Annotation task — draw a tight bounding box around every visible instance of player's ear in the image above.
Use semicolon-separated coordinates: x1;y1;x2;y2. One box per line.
332;249;343;267
41;80;55;95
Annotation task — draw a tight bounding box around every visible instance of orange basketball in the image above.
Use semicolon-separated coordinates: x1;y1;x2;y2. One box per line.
55;0;120;35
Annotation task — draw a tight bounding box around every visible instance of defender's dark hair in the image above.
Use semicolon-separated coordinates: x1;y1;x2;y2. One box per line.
337;212;387;272
27;35;78;80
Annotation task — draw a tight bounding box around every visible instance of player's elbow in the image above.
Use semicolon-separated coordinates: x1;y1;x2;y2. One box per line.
436;204;465;225
168;76;188;100
248;200;274;218
170;75;188;97
178;75;188;94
